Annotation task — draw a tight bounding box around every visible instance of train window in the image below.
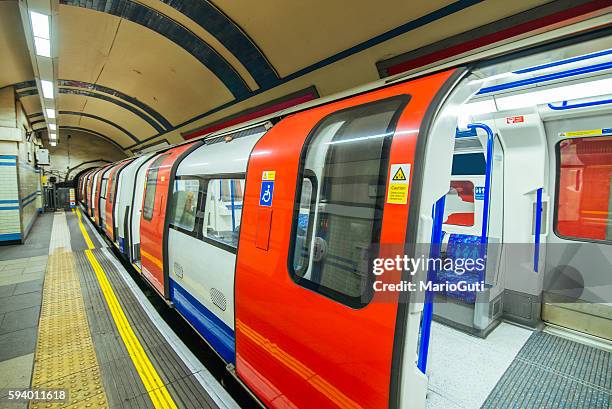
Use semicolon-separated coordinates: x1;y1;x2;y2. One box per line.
292;175;317;274
109;171;119;203
143;154;169;221
202;178;245;249
170;178;201;232
289;96;407;307
555;136;612;243
100;177;108;199
444;181;475;226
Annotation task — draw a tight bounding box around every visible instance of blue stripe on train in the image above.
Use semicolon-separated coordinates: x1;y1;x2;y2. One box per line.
169;278;235;363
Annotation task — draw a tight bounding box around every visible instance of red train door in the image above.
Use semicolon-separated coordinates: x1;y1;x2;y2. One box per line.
235;70;457;409
139;142;200;298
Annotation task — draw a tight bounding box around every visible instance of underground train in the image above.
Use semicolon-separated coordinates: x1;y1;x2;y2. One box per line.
77;29;612;409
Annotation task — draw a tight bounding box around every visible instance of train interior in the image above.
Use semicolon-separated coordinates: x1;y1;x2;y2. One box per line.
417;36;611;407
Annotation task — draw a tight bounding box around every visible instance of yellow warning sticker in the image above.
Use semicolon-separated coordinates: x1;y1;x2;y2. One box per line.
387;163;410;204
262;170;276;181
392;167;407;181
560;129;612;138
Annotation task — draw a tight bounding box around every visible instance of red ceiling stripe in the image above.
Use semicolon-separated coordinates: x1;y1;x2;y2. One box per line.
183;91;318;140
386;0;611;76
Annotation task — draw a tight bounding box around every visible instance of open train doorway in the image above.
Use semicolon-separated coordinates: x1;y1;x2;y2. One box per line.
428;35;612;341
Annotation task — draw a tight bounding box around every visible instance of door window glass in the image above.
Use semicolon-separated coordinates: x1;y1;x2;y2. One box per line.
100;177;108;199
143;154;169;221
170;178;200;232
556;136;612;242
292;177;316;274
203;178;245;248
289;97;406;306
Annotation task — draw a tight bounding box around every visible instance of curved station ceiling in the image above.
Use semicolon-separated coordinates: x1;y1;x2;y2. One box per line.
0;0;608;154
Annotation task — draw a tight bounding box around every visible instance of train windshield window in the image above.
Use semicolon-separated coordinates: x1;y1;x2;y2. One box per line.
555;136;612;243
203;178;245;248
444;181;475;226
170;178;200;232
143;154;169;221
290;97;406;307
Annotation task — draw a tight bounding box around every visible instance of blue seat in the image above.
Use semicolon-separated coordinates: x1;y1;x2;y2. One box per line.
435;234;484;303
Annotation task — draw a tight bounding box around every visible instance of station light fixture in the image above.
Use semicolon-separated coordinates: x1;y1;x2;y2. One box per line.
21;5;58;147
41;80;54;99
33;37;51;58
30;11;51;58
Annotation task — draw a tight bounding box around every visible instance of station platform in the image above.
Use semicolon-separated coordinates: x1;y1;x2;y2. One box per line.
0;210;239;409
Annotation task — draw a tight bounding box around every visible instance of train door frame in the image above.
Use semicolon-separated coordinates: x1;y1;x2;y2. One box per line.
97;165;113;228
105;159;132;241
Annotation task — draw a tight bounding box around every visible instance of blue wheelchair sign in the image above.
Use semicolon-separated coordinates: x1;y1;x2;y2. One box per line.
259;181;274;207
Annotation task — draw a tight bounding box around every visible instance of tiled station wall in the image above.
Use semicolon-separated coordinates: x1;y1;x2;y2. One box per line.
0;87;42;243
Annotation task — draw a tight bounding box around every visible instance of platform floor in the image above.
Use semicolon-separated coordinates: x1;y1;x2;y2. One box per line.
0;210;238;409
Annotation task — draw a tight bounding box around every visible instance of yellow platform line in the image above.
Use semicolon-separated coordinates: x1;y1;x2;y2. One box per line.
30;234;109;407
76;208;177;409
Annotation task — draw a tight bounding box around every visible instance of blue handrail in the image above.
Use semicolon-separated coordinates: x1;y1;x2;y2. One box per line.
417;195;446;374
534;188;543;272
548;98;612;111
467;123;495;245
230;180;236;231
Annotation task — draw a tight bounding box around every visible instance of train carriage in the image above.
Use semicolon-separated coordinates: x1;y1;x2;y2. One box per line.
113;153;155;257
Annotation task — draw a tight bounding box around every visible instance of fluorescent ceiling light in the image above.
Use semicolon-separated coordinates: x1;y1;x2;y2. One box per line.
457;99;497;129
30;12;50;39
41;80;54;99
34;37;51;57
50;140;56;147
46;108;55;118
48;124;56;131
496;77;612;111
49;133;56;139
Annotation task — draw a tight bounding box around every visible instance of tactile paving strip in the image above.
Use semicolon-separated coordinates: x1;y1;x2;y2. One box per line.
73;249;219;409
29;245;109;409
482;331;611;408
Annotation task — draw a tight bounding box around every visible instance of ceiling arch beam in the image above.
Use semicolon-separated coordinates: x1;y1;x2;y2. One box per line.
62;0;251;98
58;80;172;130
59;126;127;151
160;0;279;88
16;79;172;133
59;110;140;143
58;88;165;133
